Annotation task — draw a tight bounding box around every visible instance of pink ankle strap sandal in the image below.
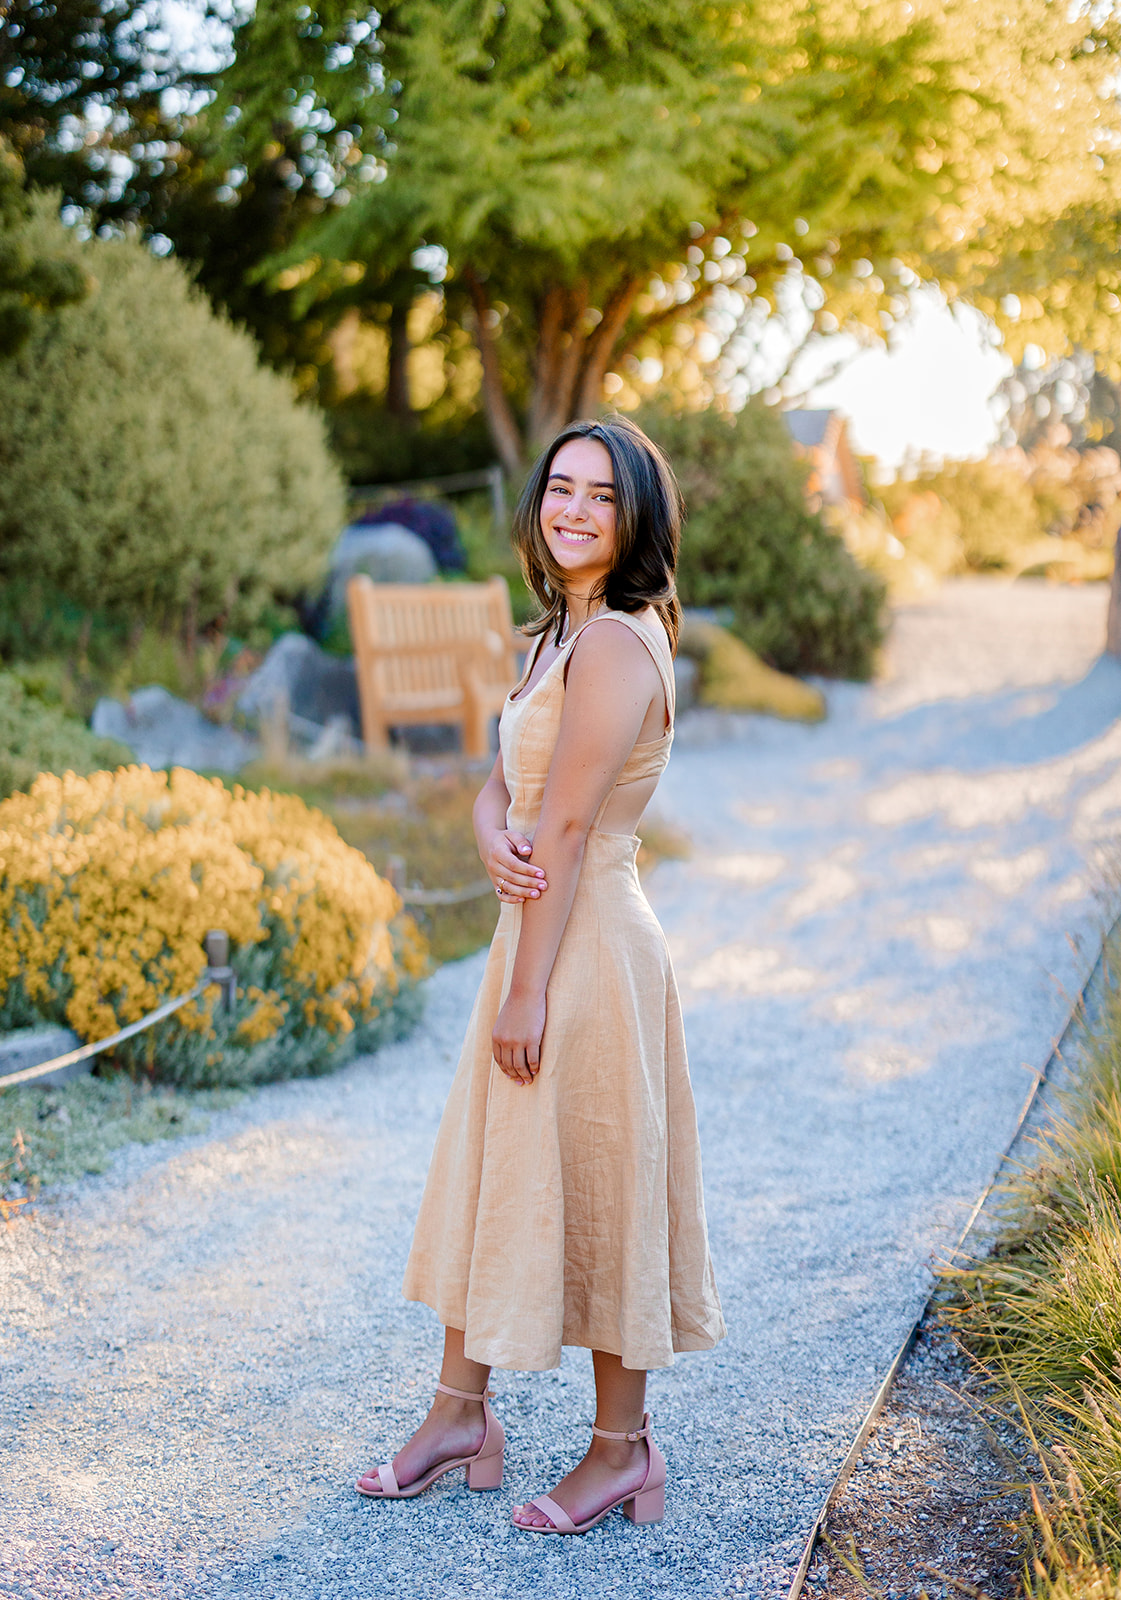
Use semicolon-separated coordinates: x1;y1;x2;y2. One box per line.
513;1412;667;1535
355;1381;505;1499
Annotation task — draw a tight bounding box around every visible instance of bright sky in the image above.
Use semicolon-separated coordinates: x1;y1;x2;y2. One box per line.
798;290;1012;476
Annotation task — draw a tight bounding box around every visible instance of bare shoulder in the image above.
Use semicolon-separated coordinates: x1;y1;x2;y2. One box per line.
566;616;661;681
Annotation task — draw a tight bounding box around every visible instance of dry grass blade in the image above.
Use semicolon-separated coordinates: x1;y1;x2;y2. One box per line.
818;1532;899;1597
916;1562;996;1598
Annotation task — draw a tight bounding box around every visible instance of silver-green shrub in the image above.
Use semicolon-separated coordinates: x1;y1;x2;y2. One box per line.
0;199;346;634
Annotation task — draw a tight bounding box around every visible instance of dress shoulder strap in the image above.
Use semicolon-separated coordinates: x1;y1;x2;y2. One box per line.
509;627;547;699
564;608;675;723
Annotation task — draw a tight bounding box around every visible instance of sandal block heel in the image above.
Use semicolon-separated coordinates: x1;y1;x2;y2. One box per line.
466;1448;504;1490
623;1481;664;1524
513;1412;667;1535
356;1381;504;1501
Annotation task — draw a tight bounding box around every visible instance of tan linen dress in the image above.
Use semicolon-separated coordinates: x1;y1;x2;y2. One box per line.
402;606;725;1371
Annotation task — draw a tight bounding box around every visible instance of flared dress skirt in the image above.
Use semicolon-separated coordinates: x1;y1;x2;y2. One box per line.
401;608;725;1372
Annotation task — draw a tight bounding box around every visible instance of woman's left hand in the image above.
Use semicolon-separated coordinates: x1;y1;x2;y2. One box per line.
492;991;546;1086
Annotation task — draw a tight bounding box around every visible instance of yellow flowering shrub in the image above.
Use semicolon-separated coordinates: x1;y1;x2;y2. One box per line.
0;766;428;1086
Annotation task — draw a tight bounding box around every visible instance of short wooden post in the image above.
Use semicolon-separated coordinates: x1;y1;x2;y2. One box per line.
487;463;506;532
204;929;236;1013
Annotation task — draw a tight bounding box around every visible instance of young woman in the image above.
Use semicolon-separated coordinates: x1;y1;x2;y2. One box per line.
356;416;725;1535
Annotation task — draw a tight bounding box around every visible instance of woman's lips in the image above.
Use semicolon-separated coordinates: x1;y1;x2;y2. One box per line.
554;526;596;545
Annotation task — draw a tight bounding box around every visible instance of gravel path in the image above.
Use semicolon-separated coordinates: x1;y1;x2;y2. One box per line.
3;578;1120;1600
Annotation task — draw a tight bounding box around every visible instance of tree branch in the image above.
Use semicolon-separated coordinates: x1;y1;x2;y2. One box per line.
464;265;525;477
527;284;589;449
612;276;721;367
575;278;640;417
527;285;566;445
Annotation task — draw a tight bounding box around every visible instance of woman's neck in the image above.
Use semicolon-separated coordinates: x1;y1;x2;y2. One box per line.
562;589;603;635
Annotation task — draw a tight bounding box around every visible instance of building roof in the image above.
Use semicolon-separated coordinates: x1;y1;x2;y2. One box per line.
783;409;834;448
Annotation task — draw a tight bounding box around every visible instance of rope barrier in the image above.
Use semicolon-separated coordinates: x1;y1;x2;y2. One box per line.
402;879;494;906
0;930;237;1093
382;852;495;907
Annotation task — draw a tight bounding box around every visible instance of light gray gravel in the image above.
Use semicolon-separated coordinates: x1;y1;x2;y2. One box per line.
2;577;1119;1600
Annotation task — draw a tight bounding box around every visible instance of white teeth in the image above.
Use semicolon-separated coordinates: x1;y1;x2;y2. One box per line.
558;529;594;542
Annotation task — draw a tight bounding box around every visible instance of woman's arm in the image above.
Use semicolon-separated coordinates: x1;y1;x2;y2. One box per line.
473;748;548;901
491;621;663;1085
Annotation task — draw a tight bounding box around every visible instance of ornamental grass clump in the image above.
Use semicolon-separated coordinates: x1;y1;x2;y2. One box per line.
0;766;428;1088
941;937;1121;1593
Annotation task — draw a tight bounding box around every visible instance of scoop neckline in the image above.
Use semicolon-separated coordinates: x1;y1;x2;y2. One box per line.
507;607;669;713
508;625;585;704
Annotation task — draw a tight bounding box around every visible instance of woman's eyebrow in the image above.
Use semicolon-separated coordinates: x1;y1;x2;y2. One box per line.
547;473;615;488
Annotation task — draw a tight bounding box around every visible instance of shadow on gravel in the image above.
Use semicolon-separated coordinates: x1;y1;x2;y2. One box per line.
869;655;1121;774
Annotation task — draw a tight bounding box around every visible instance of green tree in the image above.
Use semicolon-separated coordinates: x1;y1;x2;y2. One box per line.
249;0;1121;472
0;0;399;390
0;0;210;223
146;0;398;389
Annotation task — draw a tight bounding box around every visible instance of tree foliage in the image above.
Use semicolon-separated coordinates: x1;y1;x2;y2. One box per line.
0;0;210;221
253;0;1121;469
996;350;1121;458
0;198;346;632
5;0;1120;472
0;0;401;386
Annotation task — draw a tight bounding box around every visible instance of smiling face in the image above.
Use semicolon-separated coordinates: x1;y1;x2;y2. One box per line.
539;437;617;596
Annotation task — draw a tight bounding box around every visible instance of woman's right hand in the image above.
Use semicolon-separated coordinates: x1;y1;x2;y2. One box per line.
482;829;548;903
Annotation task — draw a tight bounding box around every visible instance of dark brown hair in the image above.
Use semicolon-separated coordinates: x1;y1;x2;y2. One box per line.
511;415;683;652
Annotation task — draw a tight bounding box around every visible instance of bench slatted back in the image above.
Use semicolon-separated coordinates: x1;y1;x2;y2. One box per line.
347;574;518;755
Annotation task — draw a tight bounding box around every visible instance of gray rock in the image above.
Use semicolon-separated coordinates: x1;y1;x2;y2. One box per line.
236;634;361;736
235;634;317;722
329;522;436;616
0;1025;87;1088
92;686;256;773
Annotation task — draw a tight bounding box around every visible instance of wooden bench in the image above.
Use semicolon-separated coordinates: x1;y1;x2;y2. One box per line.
347;574;519;758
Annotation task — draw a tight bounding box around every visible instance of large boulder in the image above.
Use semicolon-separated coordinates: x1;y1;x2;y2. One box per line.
237;633;360;735
356;498;467;571
329;522;437;619
92;686;256;771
